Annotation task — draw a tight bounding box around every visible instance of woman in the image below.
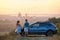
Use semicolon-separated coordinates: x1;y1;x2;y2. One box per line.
15;21;22;36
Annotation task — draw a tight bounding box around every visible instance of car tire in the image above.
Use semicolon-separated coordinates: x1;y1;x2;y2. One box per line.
46;31;53;36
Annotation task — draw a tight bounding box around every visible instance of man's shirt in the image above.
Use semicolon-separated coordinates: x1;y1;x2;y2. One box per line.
24;22;29;27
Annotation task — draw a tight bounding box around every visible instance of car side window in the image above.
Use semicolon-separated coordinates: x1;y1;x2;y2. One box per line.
48;24;53;26
32;23;39;27
40;23;44;26
40;23;48;26
40;23;53;27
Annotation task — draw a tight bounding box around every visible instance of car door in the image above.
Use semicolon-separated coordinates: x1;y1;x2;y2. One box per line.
38;23;49;33
28;23;40;34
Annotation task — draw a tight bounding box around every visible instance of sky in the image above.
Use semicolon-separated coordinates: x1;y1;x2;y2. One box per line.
0;0;60;17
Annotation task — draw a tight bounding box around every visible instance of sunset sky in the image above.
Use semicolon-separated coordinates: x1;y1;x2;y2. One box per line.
0;0;60;17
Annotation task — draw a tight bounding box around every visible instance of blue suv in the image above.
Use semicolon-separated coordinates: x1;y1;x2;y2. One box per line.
28;22;57;36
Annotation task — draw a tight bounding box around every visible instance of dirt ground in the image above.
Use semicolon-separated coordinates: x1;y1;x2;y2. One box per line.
8;35;60;40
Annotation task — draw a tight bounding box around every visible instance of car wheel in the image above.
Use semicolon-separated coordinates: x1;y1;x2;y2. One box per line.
46;31;53;36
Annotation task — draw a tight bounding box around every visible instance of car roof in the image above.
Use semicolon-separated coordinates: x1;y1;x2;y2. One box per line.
30;21;53;26
36;21;52;23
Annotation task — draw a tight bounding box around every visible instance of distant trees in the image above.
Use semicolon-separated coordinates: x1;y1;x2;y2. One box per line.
48;17;60;24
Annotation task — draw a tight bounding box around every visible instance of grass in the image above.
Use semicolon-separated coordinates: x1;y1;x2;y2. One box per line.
56;23;60;27
0;20;60;40
0;31;60;40
0;31;17;40
56;23;60;35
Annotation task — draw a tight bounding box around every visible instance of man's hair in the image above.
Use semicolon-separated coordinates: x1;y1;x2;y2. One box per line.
25;19;28;21
17;21;20;23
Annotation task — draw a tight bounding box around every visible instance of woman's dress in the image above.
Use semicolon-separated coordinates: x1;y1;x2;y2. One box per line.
15;24;21;34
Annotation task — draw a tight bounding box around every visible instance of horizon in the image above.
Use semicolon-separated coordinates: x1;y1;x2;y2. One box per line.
0;14;60;18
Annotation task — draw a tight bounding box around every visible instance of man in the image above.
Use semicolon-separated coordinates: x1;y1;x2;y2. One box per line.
24;19;29;36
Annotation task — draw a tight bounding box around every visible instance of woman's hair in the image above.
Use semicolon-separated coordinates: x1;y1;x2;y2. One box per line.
16;21;20;26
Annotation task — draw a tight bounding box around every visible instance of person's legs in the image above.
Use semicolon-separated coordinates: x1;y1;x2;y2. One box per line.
20;28;25;36
15;32;21;39
24;31;27;37
20;33;22;36
24;27;28;37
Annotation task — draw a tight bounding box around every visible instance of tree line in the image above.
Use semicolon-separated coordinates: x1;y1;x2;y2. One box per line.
48;17;60;24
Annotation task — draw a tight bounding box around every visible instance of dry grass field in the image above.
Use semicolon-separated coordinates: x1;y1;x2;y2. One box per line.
0;20;37;35
0;20;16;36
0;20;60;40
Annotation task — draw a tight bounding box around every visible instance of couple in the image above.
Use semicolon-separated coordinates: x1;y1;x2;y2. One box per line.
15;19;29;36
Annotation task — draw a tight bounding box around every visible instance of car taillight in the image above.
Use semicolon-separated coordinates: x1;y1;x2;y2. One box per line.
54;26;57;28
55;26;56;28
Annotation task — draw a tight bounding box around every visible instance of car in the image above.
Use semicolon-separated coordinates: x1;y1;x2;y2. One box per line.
28;22;57;36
